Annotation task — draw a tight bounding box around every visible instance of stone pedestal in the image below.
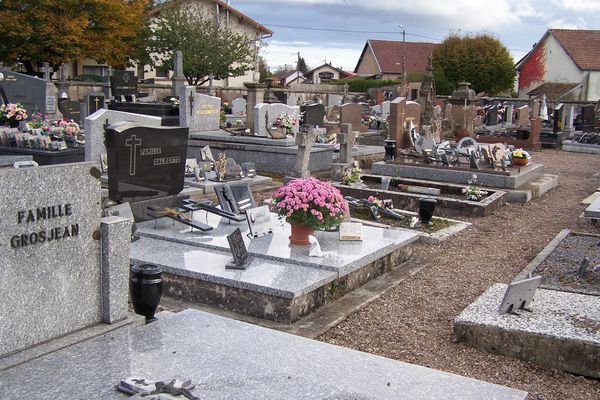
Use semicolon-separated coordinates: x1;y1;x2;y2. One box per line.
244;83;266;134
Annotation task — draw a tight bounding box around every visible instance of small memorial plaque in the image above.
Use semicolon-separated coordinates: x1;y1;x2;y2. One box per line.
339;222;363;241
498;276;542;315
246;206;272;237
200;145;215;162
226;228;251;269
185;158;198;177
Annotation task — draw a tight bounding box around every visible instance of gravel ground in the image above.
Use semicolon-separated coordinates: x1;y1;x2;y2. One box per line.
535;233;600;295
319;149;600;400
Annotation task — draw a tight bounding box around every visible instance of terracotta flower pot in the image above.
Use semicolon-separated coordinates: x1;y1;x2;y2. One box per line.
512;157;528;166
289;223;314;245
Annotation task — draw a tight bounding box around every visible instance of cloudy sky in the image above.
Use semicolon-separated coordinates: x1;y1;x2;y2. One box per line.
232;0;598;72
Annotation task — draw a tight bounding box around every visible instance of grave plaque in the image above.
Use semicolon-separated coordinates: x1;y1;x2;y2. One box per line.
110;70;138;97
302;103;325;126
246;206;273;237
0;68;47;114
105;122;189;202
58;100;81;121
498;276;542;315
86;94;105;116
226;228;250;269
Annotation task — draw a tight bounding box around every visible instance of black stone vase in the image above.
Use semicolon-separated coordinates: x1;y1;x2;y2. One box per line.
8;119;19;128
130;263;163;323
418;198;437;225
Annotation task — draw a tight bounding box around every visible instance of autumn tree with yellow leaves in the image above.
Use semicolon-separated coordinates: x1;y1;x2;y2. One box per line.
0;0;149;75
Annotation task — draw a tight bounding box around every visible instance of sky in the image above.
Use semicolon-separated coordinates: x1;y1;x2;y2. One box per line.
231;0;600;72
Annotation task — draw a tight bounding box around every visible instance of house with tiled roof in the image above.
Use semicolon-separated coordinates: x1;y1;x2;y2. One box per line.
304;63;355;84
516;29;600;101
354;39;438;81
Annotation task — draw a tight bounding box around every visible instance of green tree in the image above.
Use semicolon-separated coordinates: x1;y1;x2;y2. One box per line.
258;56;271;83
297;56;309;75
432;33;515;95
0;0;149;74
150;4;255;85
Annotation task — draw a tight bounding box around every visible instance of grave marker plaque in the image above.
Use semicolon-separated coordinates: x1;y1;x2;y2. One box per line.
110;70;138;97
105;122;189;202
226;228;251;269
246;205;273;237
58;100;81;121
0;68;47;114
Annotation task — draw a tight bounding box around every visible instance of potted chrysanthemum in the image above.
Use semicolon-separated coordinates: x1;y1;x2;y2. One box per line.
272;177;349;245
0;103;28;128
512;149;530;166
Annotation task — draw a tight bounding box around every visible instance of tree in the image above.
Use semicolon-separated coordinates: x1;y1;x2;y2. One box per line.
432;33;515;95
150;4;255;85
0;0;149;75
258;56;271;83
297;56;309;75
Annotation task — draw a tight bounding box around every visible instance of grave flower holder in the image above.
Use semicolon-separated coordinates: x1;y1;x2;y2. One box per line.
418;198;437;225
130;263;163;323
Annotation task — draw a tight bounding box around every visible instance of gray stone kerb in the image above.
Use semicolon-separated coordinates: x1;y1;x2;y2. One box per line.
455;283;600;378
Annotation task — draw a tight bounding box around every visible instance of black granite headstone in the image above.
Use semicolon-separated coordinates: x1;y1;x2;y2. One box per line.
58;100;81;121
86;94;105;116
301;103;325;126
0;69;47;114
582;105;595;132
485;105;498;126
105;122;189;202
110;70;138;97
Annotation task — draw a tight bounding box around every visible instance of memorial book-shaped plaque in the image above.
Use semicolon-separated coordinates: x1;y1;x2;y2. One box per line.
105;122;189;202
339;222;363;241
246;206;272;237
226;228;251;270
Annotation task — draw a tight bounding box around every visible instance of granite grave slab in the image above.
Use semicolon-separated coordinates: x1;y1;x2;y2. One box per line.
180;87;221;132
0;309;529;399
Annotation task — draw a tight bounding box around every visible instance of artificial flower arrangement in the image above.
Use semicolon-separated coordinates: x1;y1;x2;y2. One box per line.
362;115;376;126
274;112;299;134
342;161;362;185
272;177;348;230
0;103;28;124
366;195;392;209
512;149;530;159
462;174;488;201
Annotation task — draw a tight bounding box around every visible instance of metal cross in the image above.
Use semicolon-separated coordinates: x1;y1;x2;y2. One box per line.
125;134;142;176
188;91;195;116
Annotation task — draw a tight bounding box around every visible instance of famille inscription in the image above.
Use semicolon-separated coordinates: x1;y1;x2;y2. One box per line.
10;203;80;248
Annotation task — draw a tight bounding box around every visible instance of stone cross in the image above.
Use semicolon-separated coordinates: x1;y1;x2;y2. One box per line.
43;62;51;82
337;123;355;166
172;50;187;100
291;127;317;177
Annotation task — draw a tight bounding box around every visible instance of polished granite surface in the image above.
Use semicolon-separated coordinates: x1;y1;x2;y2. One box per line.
131;237;336;298
0;309;528;400
135;211;418;276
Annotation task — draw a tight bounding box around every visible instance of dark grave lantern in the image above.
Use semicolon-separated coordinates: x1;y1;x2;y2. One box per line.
418;197;437;225
384;139;396;161
130;263;163;323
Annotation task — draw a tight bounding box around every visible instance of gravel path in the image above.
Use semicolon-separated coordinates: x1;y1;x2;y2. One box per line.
319;149;600;400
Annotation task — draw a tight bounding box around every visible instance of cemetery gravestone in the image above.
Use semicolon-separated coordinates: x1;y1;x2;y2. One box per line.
289;127;318;178
340;103;367;133
231;98;246;116
0;162;132;356
84;108;162;165
83;94;105;122
553;103;564;133
565;105;575;131
110;70;138;98
0;68;47;115
486;105;498;126
180;87;221;132
381;101;391;122
517;105;530;126
505;105;514;125
105;122;189;202
303;103;325;126
58;100;81;122
327;94;343;107
286;93;300;107
582;105;595;132
326;105;340;122
254;103;300;136
172;50;187;101
338;123;355;165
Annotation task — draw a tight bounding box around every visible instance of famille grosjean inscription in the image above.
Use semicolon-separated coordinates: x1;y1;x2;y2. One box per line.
10;203;80;249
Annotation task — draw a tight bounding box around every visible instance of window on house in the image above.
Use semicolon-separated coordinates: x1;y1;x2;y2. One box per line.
155;68;170;79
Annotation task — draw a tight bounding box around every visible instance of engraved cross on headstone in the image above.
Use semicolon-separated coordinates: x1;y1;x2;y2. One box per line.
125;135;142;176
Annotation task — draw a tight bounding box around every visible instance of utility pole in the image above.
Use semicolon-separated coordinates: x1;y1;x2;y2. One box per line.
296;52;300;84
399;25;406;82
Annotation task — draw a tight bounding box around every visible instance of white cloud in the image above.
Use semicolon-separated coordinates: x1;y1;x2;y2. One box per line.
261;41;361;71
547;17;588;29
551;0;600;12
